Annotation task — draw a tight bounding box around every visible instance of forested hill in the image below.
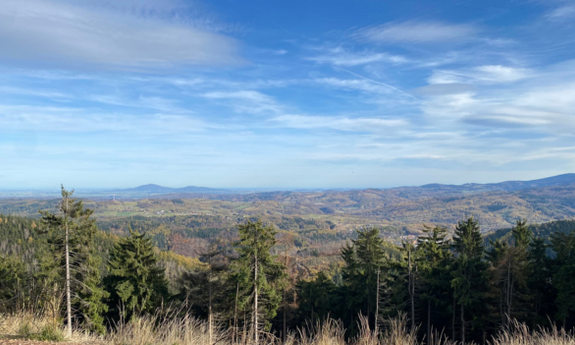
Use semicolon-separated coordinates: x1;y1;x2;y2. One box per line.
0;214;203;278
4;180;575;234
485;219;575;245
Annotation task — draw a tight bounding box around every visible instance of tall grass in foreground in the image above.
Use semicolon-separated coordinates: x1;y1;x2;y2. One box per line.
2;311;575;344
0;311;97;342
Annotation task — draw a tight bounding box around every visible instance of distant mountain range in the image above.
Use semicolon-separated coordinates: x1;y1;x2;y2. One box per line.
2;173;575;200
122;184;228;194
417;173;575;194
2;173;575;234
119;173;575;198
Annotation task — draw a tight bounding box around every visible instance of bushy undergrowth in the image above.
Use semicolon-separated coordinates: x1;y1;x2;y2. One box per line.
1;311;575;345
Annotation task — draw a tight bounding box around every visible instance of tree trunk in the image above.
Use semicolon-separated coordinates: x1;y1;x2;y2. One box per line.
508;267;513;325
208;269;213;345
427;299;431;345
461;304;465;345
233;281;239;344
452;295;456;341
375;267;380;334
253;246;259;345
64;194;72;339
409;249;415;330
283;288;287;344
242;310;247;345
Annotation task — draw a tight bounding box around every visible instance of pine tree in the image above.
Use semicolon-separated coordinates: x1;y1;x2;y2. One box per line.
178;240;228;345
341;227;387;334
230;220;286;345
0;254;28;313
451;216;488;344
526;237;554;328
296;271;338;323
38;186;108;334
105;229;168;320
550;231;575;328
416;225;452;342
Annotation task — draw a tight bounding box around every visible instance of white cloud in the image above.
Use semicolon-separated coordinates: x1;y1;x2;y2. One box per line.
354;21;478;44
314;77;417;101
0;0;241;69
202;90;282;114
420;76;575;130
308;47;407;66
0;104;210;133
428;65;532;85
473;65;532;83
546;4;575;20
315;78;396;95
271;114;406;132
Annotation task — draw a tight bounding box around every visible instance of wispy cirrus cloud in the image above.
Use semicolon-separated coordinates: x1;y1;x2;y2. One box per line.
307;47;407;66
354;21;478;44
202;90;283;114
0;104;210;133
428;65;532;85
546;4;575;20
270;114;406;132
0;0;242;70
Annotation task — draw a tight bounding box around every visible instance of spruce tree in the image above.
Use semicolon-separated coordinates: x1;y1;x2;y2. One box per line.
0;255;28;313
416;226;452;342
341;227;387;333
296;271;338;323
230;220;286;344
451;216;488;344
526;237;554;328
38;186;108;334
550;231;575;328
106;229;168;319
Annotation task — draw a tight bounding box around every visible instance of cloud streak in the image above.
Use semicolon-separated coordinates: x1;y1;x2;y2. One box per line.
308;47;407;66
270;114;406;132
0;0;241;69
354;21;478;44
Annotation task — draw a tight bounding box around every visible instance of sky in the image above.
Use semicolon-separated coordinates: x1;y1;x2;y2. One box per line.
2;0;575;190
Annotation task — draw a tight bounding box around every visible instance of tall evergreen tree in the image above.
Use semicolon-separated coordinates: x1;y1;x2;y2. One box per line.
178;240;229;345
341;227;387;334
230;220;286;344
416;226;452;342
105;229;168;320
451;216;488;344
0;254;28;313
550;231;575;328
526;237;554;328
296;271;339;323
38;186;108;334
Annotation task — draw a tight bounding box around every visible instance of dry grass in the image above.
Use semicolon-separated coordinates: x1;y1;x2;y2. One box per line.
2;310;575;345
0;311;101;343
489;320;575;345
298;318;346;345
105;314;218;345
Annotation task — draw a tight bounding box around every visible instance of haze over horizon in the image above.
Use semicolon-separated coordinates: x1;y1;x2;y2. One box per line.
2;0;575;189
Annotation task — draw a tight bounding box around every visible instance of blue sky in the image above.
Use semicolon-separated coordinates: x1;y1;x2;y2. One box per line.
2;0;575;190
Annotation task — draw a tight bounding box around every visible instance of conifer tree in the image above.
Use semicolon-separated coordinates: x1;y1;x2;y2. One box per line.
341;227;387;333
106;229;168;319
526;237;554;328
231;220;286;345
0;254;28;313
179;240;228;345
38;186;108;334
296;271;338;322
416;226;452;342
451;216;488;344
550;231;575;328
